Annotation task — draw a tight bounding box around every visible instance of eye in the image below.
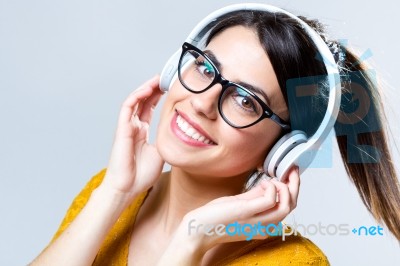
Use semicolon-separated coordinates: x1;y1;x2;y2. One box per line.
231;88;260;114
194;58;215;79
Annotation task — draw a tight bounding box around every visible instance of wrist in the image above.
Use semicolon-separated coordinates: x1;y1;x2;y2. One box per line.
156;216;209;265
158;235;205;265
92;184;138;214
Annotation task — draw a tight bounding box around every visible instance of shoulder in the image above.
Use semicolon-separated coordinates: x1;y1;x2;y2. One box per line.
222;234;329;266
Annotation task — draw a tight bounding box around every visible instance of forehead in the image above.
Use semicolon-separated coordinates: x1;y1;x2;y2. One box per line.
205;25;280;99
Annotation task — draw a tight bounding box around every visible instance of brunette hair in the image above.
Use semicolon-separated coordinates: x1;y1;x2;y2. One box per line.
205;10;400;241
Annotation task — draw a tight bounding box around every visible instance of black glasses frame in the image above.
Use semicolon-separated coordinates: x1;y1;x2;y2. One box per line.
178;42;290;130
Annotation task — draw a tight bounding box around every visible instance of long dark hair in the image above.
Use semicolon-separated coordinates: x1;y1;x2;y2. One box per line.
206;10;400;241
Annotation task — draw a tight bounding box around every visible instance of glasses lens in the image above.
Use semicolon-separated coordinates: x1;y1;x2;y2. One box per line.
220;85;264;127
179;50;216;92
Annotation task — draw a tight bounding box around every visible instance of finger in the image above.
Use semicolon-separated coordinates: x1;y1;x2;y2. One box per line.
196;196;267;226
118;75;160;125
233;178;277;201
230;180;276;207
246;180;292;227
259;180;278;211
203;198;268;225
126;75;160;118
209;185;265;205
137;88;164;124
270;178;291;215
225;183;278;221
286;166;300;208
133;82;162;121
233;183;266;200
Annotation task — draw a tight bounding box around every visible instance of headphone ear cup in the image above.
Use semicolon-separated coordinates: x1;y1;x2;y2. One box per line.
160;49;181;92
263;130;307;178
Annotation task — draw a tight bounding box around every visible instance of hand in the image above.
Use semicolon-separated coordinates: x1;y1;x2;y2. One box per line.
170;167;300;259
100;75;165;203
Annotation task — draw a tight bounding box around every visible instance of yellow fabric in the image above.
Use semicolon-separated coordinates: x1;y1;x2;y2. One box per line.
51;169;330;265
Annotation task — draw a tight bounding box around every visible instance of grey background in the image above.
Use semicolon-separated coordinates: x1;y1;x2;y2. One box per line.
1;0;399;265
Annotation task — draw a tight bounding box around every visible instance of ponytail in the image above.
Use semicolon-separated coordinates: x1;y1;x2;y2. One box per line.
298;16;400;241
334;46;400;240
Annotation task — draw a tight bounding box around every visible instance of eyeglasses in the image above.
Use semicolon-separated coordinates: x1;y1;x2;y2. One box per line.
178;42;290;130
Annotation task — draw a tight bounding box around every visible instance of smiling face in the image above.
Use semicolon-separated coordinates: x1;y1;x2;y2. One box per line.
156;26;289;179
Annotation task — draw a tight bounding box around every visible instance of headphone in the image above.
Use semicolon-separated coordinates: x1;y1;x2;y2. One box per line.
160;3;341;181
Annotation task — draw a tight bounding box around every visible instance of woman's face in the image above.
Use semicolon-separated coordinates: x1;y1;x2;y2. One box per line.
156;25;288;178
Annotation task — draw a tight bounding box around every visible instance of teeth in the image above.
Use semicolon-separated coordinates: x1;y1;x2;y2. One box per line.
186;128;196;137
176;115;214;145
181;121;189;131
192;133;200;140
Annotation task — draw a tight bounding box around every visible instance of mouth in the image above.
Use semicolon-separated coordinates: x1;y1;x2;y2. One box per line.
172;110;217;146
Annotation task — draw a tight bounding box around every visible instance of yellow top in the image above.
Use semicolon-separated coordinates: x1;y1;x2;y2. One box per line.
51;168;330;266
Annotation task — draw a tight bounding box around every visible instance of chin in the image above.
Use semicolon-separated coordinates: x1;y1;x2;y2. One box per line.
159;148;253;179
155;132;188;166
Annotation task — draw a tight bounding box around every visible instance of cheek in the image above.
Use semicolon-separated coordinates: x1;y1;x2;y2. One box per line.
158;84;185;125
218;124;281;173
227;134;273;166
155;89;188;163
159;81;189;113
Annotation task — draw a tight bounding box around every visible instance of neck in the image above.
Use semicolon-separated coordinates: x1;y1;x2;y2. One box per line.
151;167;250;236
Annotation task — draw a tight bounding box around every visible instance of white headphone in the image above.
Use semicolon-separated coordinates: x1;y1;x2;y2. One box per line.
160;3;341;181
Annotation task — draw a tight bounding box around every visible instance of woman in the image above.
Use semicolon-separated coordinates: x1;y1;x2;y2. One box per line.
30;5;400;266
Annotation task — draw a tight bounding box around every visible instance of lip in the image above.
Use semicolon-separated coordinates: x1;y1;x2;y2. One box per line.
170;110;217;147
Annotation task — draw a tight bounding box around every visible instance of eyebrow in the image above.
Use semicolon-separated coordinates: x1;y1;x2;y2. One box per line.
203;49;272;106
204;50;222;70
237;82;271;106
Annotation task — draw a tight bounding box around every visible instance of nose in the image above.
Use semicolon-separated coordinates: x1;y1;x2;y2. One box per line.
190;83;222;120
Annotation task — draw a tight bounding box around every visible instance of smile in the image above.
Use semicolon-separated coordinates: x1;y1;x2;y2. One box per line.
170;109;217;147
176;114;215;145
